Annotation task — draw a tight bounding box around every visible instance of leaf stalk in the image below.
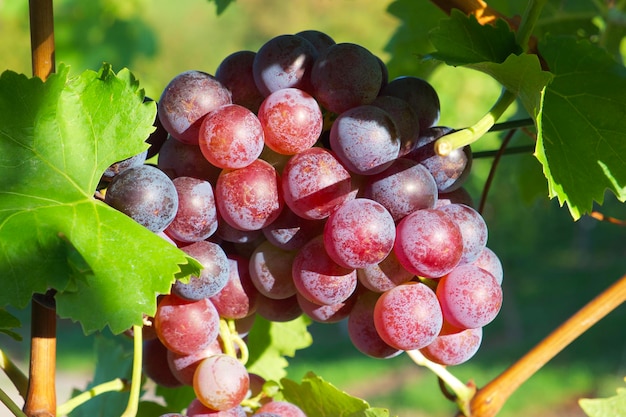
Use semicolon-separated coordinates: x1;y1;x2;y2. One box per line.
56;378;129;416
120;325;142;417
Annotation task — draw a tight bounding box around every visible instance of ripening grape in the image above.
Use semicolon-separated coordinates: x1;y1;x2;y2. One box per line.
157;136;221;183
102;150;147;181
420;327;483;366
281;147;356;220
356;250;414;293
371;95;420;152
374;282;443;351
436;264;503;329
253;34;318;96
362;158;438;221
158;70;232;145
142;338;183;388
210;255;259;319
104;165;178;233
347;290;403;359
257;88;323;155
404;126;472;193
472;246;504;285
323;198;396;269
173;241;230;300
262;205;325;251
394;208;463;278
292;235;357;305
437;203;488;264
329;105;400;175
198;104;265;169
379;76;440;130
187;398;248;416
166;177;218;242
154;294;220;355
256;401;307;417
296;29;336;53
215;159;284;231
296;291;356;324
249;240;298;299
215;50;265;114
167;338;223;386
311;42;383;114
193;354;250;411
255;293;303;322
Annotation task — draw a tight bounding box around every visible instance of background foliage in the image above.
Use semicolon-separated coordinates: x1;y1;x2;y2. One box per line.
0;0;625;416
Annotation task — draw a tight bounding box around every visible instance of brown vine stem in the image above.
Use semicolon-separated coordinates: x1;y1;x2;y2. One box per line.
25;0;57;416
467;273;626;417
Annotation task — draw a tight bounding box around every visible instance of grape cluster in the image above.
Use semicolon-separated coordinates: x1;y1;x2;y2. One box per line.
101;29;504;416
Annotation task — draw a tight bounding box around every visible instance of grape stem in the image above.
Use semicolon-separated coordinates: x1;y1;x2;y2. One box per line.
219;319;250;365
120;325;142;417
435;89;516;156
406;350;475;416
0;387;27;417
56;378;129;416
0;349;29;399
468;273;626;417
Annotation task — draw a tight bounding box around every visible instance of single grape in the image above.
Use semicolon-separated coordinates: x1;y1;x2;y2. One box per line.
167;338;223;386
104;165;178;233
437;203;488;264
249;240;298;299
257;88;323;155
329;105;400;175
296;291;356;323
292;235;357;305
187;398;247;416
172;241;230;300
142;338;183;388
215;159;284;231
311;42;383;114
215;50;265;113
420;327;483;366
295;29;336;53
157;136;222;183
154;294;220;355
256;401;307;417
394;208;463;278
199;104;265;169
216;215;264;244
210;255;259;319
361;158;438;221
357;250;414;293
472;246;504;285
193;354;250;411
281;147;356;220
373;282;443;351
404;126;472;193
158;70;232;144
323;198;396;269
166;177;218;242
379;76;440;130
347;290;403;359
436;264;502;329
253;34;318;96
255;294;303;322
371;95;420;151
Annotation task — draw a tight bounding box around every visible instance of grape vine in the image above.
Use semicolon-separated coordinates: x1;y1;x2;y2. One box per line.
1;0;625;417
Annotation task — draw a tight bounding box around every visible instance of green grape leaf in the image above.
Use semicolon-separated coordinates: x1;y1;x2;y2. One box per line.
466;53;553;121
579;386;626;417
280;372;392;417
428;9;522;66
0;309;22;341
536;36;626;219
0;65;201;334
246;316;312;382
383;0;444;78
207;0;234;15
68;335;132;417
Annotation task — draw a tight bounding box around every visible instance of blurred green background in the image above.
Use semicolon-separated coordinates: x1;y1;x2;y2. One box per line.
1;1;625;416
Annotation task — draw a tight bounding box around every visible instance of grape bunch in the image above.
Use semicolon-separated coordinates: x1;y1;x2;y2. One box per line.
101;29;504;416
